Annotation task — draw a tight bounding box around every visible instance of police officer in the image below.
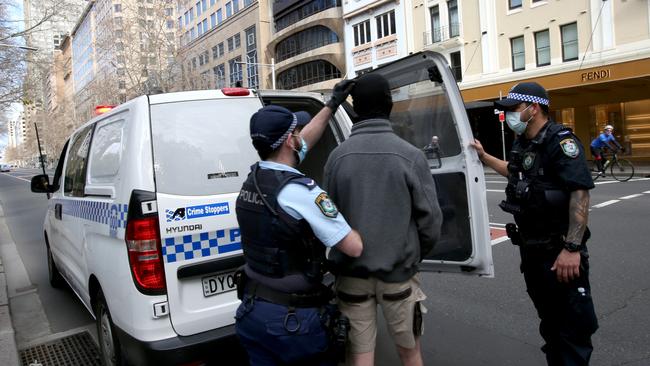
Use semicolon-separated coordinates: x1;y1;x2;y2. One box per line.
471;82;598;366
235;81;363;366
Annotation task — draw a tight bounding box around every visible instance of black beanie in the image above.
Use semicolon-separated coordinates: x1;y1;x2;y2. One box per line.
351;73;393;122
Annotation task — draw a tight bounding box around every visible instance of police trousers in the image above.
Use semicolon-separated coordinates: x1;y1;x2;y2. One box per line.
520;245;599;366
235;295;335;366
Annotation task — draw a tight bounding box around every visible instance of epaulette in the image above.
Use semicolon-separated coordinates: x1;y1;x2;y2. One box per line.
290;177;318;190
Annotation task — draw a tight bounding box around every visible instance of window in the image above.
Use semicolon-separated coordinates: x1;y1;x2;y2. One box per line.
227;37;234;51
167;20;174;29
234;33;241;49
277;60;342;90
246;52;258;88
275;26;339;62
202;19;208;34
178;16;182;29
509;0;522;9
429;6;441;43
511;36;525;71
217;9;223;23
535;29;550;66
214;64;226;88
233;0;239;13
196;2;202;16
353;20;371;47
561;22;578;62
210;13;216;28
226;2;232;17
229;56;243;86
448;0;459;38
275;0;337;31
376;11;396;39
212;45;219;58
218;42;224;57
202;0;207;12
190;27;196;40
114;4;122;12
165;8;173;16
189;7;194;20
88;120;124;184
244;0;254;6
450;51;462;81
211;0;216;5
64;125;94;197
198;21;204;36
184;11;189;25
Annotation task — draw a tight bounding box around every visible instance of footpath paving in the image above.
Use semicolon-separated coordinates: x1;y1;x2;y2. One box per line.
0;207;20;366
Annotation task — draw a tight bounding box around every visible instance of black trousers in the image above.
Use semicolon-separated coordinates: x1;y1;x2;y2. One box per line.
520;245;599;366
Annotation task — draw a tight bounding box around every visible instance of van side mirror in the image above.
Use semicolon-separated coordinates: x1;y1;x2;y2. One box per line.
31;174;55;193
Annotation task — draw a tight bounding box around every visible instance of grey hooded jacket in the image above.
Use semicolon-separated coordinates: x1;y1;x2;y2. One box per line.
324;119;443;282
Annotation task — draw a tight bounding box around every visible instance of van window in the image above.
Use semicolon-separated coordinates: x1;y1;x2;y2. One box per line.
88;119;125;184
51;140;69;192
64;125;94;197
149;97;262;196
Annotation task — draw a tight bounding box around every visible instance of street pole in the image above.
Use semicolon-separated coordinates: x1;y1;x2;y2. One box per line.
271;58;276;90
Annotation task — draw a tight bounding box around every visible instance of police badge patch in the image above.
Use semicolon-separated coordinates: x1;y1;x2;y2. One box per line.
523;152;536;170
315;192;339;218
560;138;580;158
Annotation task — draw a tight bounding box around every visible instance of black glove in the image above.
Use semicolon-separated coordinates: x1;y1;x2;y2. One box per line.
326;79;356;110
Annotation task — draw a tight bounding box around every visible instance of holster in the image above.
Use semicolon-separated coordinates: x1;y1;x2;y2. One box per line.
234;266;247;300
505;223;523;246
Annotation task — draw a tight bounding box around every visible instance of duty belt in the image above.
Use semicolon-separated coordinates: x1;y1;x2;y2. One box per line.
244;277;332;308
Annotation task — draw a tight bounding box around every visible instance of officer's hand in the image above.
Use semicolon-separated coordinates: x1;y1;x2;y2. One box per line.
551;250;581;283
469;139;486;160
327;79;356;110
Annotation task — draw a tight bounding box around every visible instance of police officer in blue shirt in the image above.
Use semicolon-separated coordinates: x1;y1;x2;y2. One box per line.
235;81;363;366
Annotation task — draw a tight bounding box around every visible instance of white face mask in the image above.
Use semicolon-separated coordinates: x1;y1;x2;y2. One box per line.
505;104;534;135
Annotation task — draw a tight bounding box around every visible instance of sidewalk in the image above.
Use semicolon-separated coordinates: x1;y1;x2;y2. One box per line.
0;254;20;366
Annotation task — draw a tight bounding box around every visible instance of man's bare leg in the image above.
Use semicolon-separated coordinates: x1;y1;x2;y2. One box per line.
349;351;374;366
396;338;423;366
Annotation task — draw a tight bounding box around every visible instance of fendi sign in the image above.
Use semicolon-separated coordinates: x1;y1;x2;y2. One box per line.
581;69;611;82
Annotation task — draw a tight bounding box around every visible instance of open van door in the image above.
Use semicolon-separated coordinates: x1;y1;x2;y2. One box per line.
353;51;493;277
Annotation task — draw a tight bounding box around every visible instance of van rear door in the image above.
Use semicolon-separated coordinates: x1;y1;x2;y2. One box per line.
148;92;263;336
351;51;494;276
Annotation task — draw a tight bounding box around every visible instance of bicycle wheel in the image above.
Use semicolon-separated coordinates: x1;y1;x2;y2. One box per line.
590;160;601;181
610;159;635;182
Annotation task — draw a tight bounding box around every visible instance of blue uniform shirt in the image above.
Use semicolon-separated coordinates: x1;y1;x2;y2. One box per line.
590;132;619;149
258;161;351;247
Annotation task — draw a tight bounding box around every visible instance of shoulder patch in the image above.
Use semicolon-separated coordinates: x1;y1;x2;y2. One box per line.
291;177;317;190
558;130;571;136
560;138;580;158
315;192;338;218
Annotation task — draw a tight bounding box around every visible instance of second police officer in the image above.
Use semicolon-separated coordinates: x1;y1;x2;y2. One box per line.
234;80;363;365
471;82;598;366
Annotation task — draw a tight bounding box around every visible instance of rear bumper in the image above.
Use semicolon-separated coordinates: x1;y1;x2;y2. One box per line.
114;323;247;365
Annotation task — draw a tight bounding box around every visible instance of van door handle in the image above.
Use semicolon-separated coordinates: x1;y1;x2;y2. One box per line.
55;203;62;220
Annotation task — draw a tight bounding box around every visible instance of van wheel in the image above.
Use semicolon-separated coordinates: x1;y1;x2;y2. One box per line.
95;290;124;366
47;245;64;288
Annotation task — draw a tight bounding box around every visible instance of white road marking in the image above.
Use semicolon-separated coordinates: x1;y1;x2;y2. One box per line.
619;194;643;200
490;222;506;227
491;236;511;246
644;191;650;194
1;173;31;182
592;200;620;208
594;180;621;185
487;189;503;192
486;180;507;184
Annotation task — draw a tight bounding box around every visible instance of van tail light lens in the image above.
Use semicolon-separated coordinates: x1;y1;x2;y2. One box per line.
125;216;166;294
221;87;250;96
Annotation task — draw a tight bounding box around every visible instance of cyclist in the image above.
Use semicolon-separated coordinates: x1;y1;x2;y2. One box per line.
590;124;623;175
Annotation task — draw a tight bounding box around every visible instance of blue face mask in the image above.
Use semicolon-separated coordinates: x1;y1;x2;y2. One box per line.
505;104;533;135
292;135;308;164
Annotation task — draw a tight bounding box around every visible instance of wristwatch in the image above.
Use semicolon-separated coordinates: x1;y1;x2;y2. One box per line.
563;241;581;252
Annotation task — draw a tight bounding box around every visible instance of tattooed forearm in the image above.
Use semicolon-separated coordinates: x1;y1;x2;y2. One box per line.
566;190;590;244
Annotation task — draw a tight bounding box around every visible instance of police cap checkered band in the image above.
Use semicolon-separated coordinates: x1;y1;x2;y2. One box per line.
494;82;550;109
250;105;311;151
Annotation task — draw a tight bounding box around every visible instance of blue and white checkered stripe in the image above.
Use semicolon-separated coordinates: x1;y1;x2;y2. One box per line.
506;92;549;106
58;200;128;229
162;228;241;263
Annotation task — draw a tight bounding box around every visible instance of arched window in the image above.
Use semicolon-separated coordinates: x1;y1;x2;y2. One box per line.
275;26;339;62
275;0;340;31
277;60;341;90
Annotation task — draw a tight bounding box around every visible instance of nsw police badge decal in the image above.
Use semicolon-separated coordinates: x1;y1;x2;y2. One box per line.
523;152;536;170
560;138;580;158
315;192;338;218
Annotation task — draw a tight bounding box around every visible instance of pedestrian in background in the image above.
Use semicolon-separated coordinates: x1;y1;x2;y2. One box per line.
471;82;598;366
324;73;443;366
234;81;363;366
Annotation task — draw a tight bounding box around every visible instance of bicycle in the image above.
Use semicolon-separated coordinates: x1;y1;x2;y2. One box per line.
591;150;635;182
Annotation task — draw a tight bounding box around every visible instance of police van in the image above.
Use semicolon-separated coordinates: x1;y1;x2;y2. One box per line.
31;51;494;365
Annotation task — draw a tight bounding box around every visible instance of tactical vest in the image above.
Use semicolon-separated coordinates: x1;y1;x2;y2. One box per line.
500;121;572;243
235;163;327;285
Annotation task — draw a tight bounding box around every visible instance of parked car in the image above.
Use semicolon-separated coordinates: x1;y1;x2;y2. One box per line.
30;51;494;365
0;164;11;172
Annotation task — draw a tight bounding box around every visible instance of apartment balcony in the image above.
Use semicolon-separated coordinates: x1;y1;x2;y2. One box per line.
423;24;463;50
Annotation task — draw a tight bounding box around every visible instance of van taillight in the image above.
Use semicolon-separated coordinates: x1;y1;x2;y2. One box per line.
221;87;250;96
125;216;166;294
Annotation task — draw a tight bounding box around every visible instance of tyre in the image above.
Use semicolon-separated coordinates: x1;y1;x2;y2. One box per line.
95;290;124;366
590;161;601;181
610;159;634;182
46;239;65;288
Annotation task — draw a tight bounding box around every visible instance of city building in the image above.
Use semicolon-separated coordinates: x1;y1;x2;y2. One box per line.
416;0;650;161
268;0;346;91
175;0;272;90
342;0;410;78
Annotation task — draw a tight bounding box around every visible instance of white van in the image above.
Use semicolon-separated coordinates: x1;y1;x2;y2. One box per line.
31;52;494;365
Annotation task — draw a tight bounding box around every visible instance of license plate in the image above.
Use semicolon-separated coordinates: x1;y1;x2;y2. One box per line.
202;271;237;297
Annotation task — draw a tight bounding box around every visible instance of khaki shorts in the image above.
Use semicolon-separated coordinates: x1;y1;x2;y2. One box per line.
335;275;427;354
